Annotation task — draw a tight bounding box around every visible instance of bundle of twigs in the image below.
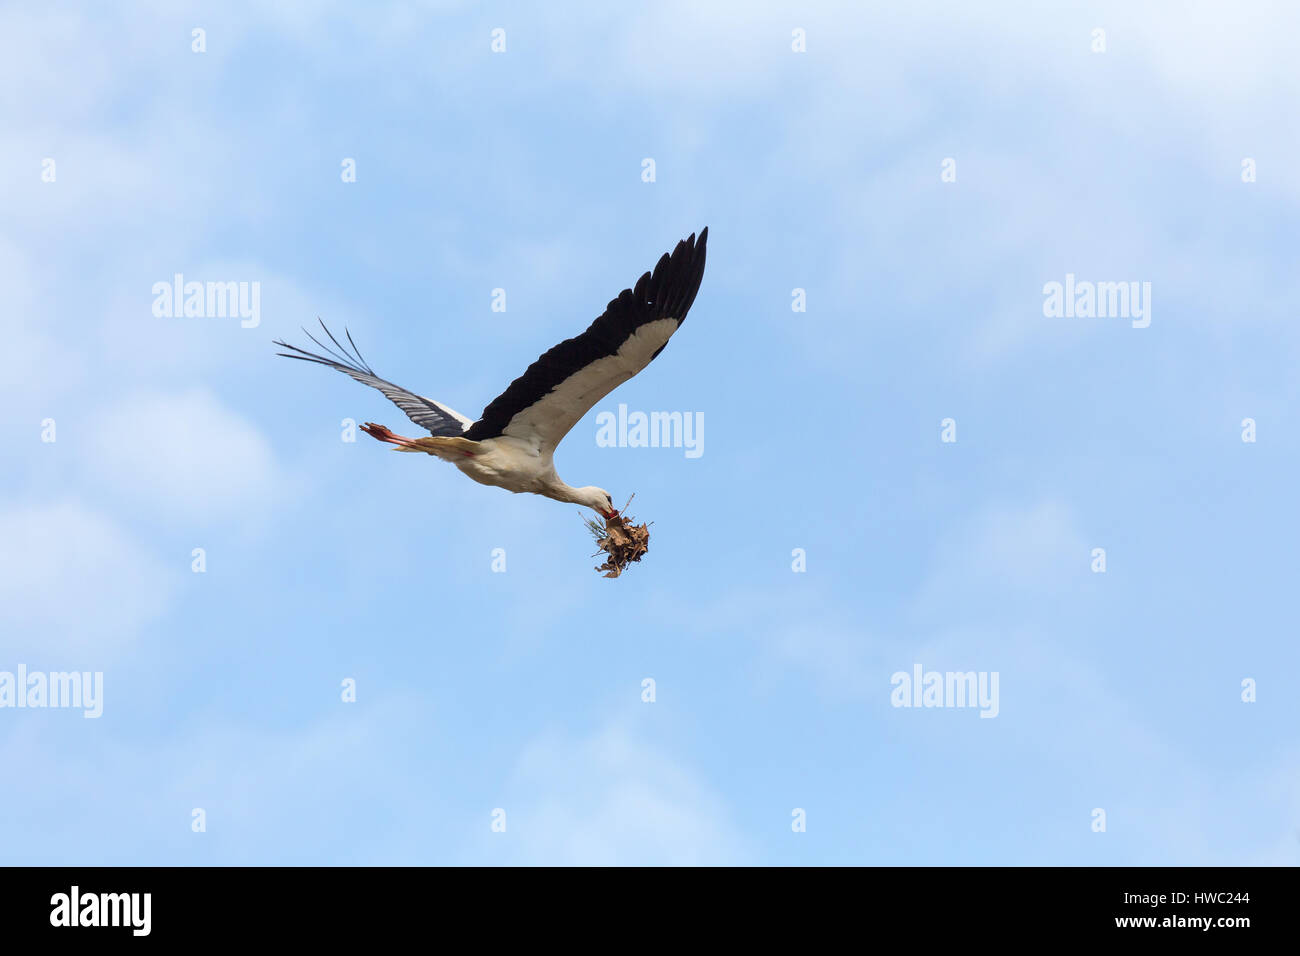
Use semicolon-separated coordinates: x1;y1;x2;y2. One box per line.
583;495;651;578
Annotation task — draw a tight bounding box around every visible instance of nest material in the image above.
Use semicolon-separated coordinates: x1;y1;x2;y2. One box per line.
583;496;651;578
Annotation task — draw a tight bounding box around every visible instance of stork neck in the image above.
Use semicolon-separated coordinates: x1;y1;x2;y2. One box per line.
543;476;584;505
544;477;605;513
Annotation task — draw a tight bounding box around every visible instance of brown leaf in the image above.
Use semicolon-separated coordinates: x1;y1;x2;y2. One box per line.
586;507;651;578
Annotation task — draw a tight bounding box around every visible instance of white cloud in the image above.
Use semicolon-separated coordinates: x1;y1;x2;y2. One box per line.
911;499;1089;617
86;389;279;520
485;723;749;865
0;501;173;660
0;235;67;407
0;694;441;864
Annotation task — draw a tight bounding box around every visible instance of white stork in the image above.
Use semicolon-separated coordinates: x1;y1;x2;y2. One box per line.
275;228;707;519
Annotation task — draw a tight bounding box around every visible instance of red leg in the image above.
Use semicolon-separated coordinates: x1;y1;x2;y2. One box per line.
360;422;418;448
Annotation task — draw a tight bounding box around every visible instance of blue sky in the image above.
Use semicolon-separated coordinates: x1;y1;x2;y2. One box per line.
2;0;1297;865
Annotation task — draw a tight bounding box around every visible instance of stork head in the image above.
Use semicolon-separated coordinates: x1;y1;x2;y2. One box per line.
578;486;618;519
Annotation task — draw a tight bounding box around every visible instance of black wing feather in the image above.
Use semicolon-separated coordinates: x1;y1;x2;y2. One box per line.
464;227;707;443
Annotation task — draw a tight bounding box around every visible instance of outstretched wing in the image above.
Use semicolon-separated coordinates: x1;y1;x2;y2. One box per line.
274;321;472;437
463;227;707;452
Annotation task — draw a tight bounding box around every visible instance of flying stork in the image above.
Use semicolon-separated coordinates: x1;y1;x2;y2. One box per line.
274;228;707;519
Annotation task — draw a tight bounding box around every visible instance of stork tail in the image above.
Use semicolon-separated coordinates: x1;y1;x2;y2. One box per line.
361;423;478;458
